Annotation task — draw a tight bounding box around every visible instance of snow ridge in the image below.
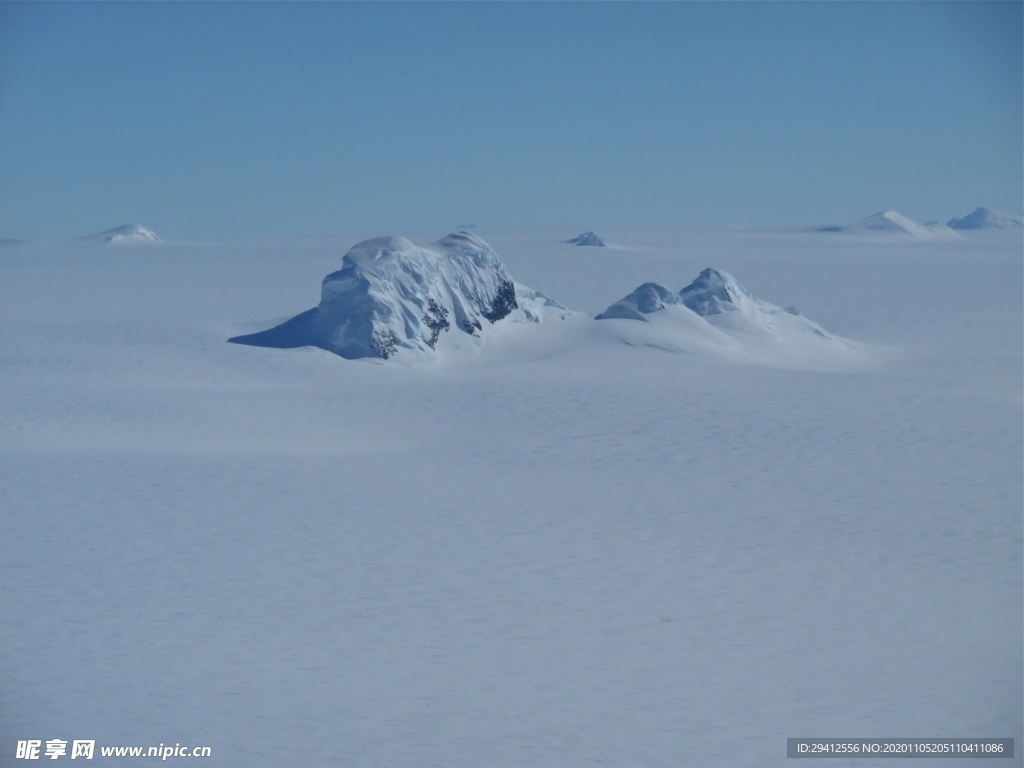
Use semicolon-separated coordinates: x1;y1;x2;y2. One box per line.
231;232;562;360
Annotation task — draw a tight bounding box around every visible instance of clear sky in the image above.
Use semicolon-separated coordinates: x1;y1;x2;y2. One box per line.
1;1;1021;240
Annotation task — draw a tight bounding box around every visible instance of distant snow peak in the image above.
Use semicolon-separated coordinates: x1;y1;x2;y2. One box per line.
818;211;958;239
947;207;1024;230
860;210;924;235
83;223;161;244
108;223;160;242
231;232;562;360
566;232;607;247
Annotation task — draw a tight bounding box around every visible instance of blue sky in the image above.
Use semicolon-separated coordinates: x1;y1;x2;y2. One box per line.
1;1;1021;239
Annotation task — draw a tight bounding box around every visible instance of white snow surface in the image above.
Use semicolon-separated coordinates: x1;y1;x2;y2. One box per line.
947;207;1024;230
820;210;960;239
230;231;565;360
79;223;161;244
2;226;1021;767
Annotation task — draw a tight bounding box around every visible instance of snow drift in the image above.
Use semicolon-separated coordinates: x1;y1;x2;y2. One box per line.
230;232;565;360
947;207;1024;230
79;223;161;244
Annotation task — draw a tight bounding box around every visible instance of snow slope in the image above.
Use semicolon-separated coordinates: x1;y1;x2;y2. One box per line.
948;207;1024;230
2;227;1020;767
79;223;161;244
230;232;566;360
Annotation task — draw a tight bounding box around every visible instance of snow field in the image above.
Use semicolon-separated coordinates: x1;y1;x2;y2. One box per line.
2;227;1020;766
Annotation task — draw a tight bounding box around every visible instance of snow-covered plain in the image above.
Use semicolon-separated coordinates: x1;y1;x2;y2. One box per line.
2;226;1021;766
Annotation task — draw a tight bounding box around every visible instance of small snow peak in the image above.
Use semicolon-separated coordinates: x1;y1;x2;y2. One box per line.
595;266;845;367
865;210;918;230
566;232;607;247
595;283;681;321
679;268;748;316
947;207;1024;230
81;223;160;244
694;267;729;284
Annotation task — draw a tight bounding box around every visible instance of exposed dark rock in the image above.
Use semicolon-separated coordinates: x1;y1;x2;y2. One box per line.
423;298;451;348
370;328;397;360
482;279;518;323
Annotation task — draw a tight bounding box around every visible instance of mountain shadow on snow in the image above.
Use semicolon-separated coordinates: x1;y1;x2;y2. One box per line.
230;232;563;360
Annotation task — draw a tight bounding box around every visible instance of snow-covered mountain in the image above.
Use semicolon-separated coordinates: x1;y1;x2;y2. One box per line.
947;207;1024;230
595;268;858;369
679;267;830;337
818;210;957;239
566;231;607;247
231;232;566;360
232;240;864;370
595;282;685;321
79;223;161;244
